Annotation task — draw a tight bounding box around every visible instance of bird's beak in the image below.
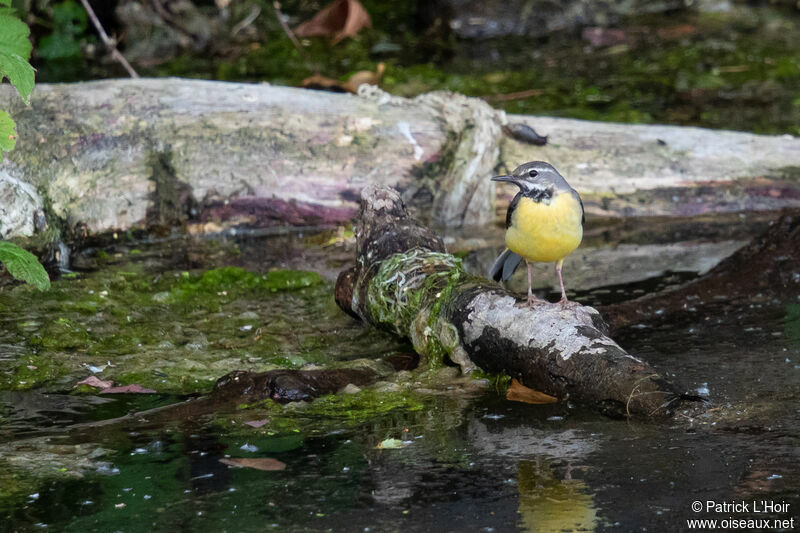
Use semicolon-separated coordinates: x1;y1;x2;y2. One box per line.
491;174;515;183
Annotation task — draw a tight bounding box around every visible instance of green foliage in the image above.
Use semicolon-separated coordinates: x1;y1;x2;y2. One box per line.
0;241;50;291
0;12;34;103
0;1;33;161
38;1;88;60
0;109;16;153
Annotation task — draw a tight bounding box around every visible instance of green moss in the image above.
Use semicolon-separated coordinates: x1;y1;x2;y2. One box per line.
366;249;462;333
0;355;67;390
473;369;511;393
364;249;472;372
0;253;404;393
227;387;427;439
307;388;425;421
168;267;323;303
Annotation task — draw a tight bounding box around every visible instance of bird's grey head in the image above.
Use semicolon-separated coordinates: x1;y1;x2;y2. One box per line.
491;161;570;195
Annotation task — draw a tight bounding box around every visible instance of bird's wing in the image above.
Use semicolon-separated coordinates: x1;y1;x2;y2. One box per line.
572;189;585;225
506;192;522;229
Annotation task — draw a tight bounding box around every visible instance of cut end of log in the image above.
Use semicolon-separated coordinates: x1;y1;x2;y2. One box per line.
334;266;358;318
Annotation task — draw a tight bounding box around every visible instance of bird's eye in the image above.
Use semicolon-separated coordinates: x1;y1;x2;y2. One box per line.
528;169;538;178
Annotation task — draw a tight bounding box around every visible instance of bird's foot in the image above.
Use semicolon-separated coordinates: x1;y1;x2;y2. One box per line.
558;297;580;309
526;295;543;309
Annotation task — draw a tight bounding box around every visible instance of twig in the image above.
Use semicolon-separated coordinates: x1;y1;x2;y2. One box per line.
626;373;660;419
272;1;310;62
482;88;544;103
232;5;261;36
79;0;139;78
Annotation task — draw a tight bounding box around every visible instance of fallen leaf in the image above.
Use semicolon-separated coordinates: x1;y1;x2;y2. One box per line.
99;384;157;394
506;378;558;404
342;62;384;93
300;73;348;92
219;457;286;471
301;63;384;94
657;24;697;40
75;376;114;389
295;0;371;45
244;419;269;428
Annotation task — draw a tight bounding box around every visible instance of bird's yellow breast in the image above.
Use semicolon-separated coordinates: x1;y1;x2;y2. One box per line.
506;193;583;263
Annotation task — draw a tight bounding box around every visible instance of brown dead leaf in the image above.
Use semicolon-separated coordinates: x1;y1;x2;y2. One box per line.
657;24;697;40
75;376;114;389
302;63;384;94
219;457;286;471
99;384;157;394
301;73;347;92
506;378;558;404
342;62;384;92
294;0;372;45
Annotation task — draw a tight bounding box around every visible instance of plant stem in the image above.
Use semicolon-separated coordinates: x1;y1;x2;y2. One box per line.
78;0;140;78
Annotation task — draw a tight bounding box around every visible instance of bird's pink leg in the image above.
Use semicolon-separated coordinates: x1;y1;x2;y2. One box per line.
556;259;569;304
527;261;540;308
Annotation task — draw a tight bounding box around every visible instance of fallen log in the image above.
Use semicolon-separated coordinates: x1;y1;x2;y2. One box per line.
2;79;800;240
35;358;418;439
335;185;703;418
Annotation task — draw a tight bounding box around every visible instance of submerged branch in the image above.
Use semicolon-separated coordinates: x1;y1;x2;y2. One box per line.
602;209;800;332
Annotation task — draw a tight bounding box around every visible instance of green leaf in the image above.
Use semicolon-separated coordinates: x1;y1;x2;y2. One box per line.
0;109;16;159
0;0;11;7
0;241;51;291
0;13;35;103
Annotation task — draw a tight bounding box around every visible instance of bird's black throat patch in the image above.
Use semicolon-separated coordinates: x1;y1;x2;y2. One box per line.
525;187;554;203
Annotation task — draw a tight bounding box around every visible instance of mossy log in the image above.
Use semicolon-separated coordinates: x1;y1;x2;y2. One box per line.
335;185;703;418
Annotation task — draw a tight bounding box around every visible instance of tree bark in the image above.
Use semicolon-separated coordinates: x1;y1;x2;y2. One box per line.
335;185;704;418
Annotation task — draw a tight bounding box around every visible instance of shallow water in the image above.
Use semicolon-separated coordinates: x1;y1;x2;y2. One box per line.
1;216;798;532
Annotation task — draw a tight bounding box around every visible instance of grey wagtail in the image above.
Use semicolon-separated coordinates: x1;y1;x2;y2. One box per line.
489;161;584;307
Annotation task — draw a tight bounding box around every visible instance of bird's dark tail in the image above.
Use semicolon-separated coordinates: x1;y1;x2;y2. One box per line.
489;248;523;282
